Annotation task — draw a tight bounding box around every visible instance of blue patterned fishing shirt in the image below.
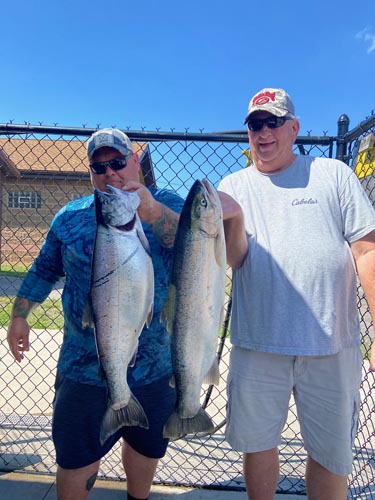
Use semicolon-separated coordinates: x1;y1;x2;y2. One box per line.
17;188;184;388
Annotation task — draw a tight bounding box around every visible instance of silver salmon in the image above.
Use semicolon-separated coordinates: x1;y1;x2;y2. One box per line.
161;179;226;439
91;185;154;445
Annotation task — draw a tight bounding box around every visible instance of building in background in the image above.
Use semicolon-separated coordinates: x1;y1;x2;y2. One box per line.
0;137;155;266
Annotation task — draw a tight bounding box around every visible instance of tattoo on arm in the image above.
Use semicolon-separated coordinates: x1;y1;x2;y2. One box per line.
86;472;98;491
12;297;39;319
150;205;179;248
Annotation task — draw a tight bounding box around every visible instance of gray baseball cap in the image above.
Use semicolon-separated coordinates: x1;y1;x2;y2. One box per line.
87;128;133;161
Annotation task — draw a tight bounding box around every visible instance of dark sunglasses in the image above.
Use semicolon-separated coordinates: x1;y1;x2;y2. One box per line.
247;116;293;132
89;156;131;175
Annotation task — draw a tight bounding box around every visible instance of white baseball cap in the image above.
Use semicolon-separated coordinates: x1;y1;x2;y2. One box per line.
244;88;296;124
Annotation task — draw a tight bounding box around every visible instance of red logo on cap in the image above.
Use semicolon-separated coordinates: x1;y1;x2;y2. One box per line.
252;91;276;106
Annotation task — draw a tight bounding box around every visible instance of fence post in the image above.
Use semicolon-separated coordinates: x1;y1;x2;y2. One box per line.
336;113;350;162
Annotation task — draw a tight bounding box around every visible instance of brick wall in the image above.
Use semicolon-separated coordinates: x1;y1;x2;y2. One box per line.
1;176;92;267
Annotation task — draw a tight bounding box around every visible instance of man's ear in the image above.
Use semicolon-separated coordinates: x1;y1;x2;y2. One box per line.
292;119;300;140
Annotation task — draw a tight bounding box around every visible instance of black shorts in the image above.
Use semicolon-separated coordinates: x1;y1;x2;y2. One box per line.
52;372;176;469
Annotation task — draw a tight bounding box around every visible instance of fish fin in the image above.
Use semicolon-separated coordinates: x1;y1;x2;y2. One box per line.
163;407;214;440
160;284;176;333
219;304;225;326
82;296;95;328
97;364;106;381
203;357;220;386
168;374;176;389
145;303;154;328
129;343;139;368
136;218;152;256
100;393;149;445
214;231;226;268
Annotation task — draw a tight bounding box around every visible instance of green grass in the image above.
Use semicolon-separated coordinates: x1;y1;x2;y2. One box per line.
0;296;64;329
360;338;372;362
0;263;30;278
0;264;64;329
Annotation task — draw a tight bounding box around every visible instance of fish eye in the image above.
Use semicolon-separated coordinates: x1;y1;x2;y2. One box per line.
200;198;207;207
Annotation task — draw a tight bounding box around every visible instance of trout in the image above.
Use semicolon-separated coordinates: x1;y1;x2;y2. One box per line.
161;179;226;439
91;185;154;445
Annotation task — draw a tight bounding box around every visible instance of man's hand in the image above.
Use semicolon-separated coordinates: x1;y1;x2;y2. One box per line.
122;181;179;248
218;190;248;269
122;181;161;225
370;339;375;372
7;316;31;362
218;191;243;221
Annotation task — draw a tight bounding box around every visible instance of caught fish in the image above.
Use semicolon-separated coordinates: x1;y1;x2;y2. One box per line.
161;179;226;439
91;185;154;445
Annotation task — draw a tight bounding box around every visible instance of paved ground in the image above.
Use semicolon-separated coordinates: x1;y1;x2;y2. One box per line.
0;275;64;299
0;471;306;499
0;276;374;499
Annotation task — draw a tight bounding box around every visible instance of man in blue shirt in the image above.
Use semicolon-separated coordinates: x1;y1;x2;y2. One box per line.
7;128;185;500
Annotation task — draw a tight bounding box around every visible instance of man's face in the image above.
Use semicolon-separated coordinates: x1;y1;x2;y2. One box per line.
247;111;300;173
89;146;141;192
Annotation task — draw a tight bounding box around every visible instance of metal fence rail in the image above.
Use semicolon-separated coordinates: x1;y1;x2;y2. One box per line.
0;117;374;498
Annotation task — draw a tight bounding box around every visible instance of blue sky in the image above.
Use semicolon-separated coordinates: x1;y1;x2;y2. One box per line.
1;0;374;137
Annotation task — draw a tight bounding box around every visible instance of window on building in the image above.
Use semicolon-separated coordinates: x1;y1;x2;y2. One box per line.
8;191;42;209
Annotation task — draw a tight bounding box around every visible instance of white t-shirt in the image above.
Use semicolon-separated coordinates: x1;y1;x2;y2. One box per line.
219;155;375;355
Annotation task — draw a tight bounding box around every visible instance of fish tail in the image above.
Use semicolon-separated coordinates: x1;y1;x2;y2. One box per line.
163;407;214;440
203;357;220;386
100;394;149;445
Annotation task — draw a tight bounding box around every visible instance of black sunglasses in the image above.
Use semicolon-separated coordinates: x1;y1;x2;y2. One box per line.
247;116;293;132
89;156;131;175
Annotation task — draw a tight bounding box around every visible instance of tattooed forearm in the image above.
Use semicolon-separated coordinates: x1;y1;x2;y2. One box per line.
150;205;179;248
12;297;39;319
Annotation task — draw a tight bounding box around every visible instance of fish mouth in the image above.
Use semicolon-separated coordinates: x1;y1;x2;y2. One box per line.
201;178;212;195
201;178;220;210
106;185;124;195
95;185;140;230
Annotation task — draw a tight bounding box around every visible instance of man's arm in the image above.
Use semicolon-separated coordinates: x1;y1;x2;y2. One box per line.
7;297;39;362
123;181;180;248
218;191;248;269
141;201;180;249
351;230;375;372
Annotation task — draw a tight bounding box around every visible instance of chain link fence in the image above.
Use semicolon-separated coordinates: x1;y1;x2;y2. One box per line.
0;117;374;498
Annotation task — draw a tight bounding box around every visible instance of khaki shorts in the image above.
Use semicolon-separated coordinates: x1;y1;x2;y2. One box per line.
225;346;362;475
